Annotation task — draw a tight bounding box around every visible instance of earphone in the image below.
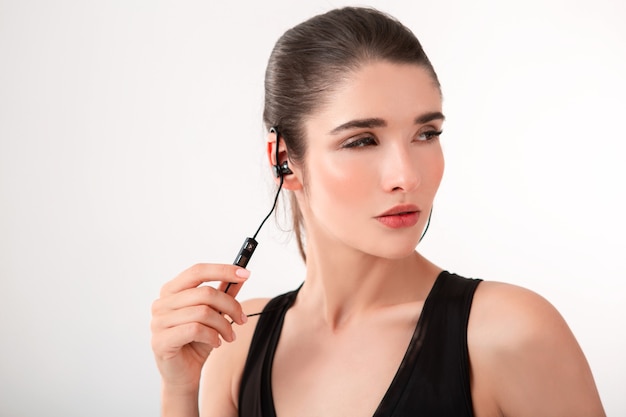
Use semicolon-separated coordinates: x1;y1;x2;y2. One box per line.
271;127;293;178
222;127;291;297
273;161;292;178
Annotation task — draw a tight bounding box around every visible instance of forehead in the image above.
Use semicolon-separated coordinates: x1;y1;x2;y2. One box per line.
307;61;442;131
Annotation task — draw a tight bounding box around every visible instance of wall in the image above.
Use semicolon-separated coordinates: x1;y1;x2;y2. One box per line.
1;0;624;415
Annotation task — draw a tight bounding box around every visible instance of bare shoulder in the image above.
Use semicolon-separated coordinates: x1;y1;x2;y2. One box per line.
199;297;271;417
469;281;564;345
468;281;605;417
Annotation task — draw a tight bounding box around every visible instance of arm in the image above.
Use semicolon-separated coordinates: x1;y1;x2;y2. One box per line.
469;281;605;417
161;385;201;417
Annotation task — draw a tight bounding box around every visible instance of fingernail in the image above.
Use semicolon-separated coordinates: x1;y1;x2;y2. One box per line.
241;313;248;324
231;330;237;341
235;268;250;279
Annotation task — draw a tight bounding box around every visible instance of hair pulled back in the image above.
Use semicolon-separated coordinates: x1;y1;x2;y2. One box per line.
263;6;440;261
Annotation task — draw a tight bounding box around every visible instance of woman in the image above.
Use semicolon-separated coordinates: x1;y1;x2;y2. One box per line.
151;7;605;417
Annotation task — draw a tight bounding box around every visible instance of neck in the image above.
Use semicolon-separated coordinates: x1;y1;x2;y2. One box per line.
298;240;440;330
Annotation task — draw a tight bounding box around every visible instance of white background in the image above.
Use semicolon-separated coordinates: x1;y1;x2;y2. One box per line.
1;0;624;415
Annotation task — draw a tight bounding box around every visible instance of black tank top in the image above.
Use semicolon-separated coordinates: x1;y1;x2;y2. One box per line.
239;271;482;417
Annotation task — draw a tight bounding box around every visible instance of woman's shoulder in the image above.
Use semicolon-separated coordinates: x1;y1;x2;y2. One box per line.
468;279;579;366
467;280;605;416
470;280;563;343
198;296;272;416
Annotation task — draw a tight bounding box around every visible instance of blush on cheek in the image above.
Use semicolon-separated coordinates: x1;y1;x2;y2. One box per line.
433;159;444;188
307;156;373;214
423;147;445;191
324;159;371;197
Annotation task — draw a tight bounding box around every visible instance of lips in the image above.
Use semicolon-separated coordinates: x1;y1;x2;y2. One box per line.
376;204;420;228
377;204;420;217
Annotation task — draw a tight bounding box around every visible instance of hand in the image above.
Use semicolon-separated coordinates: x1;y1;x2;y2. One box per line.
150;263;250;392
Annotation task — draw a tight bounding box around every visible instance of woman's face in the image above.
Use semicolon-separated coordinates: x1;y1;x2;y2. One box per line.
296;61;445;259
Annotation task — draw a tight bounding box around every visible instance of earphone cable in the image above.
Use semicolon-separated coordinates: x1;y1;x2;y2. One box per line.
253;175;284;239
222;176;285;296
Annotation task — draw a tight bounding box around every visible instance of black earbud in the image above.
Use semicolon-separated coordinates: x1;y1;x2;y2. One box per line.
273;160;293;178
270;126;293;178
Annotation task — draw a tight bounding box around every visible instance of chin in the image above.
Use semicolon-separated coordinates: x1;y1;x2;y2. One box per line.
364;241;421;261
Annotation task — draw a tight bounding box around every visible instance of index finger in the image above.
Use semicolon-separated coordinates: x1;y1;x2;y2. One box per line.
160;263;250;296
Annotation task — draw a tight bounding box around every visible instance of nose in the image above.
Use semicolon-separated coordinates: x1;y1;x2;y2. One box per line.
380;143;421;193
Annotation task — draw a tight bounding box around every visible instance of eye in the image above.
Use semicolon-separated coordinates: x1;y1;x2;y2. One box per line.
417;130;443;142
342;135;378;149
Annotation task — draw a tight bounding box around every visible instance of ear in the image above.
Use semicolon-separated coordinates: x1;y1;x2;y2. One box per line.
266;131;303;191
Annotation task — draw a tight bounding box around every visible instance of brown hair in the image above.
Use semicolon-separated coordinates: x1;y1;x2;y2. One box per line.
263;6;440;261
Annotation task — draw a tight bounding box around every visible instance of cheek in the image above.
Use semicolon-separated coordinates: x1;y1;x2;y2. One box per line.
430;152;445;189
416;143;445;193
305;152;374;207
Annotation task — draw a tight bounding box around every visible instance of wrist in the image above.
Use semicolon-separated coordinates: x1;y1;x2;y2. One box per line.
161;382;200;417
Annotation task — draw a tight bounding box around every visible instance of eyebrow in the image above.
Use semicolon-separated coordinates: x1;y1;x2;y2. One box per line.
329;111;446;135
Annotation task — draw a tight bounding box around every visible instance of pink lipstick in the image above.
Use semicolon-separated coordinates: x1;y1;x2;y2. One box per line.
376;204;420;229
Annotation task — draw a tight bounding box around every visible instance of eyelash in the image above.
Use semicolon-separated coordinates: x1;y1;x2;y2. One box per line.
419;130;443;141
342;130;443;149
343;136;377;148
